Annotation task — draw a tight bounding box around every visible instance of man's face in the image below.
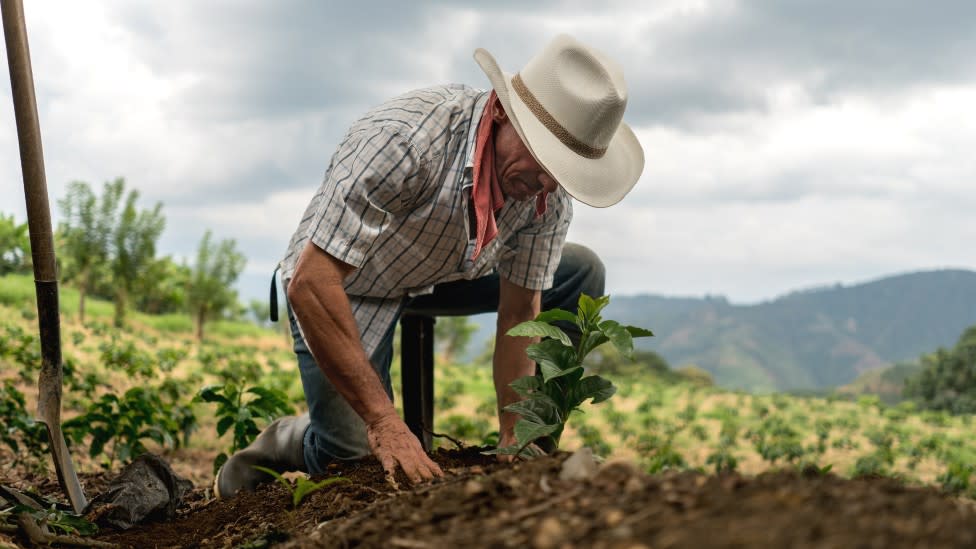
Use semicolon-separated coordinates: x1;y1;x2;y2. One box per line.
491;102;560;202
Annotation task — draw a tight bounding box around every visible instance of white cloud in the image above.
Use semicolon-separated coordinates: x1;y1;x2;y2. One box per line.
1;0;974;306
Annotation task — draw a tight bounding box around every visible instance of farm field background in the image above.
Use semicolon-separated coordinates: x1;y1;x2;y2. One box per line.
3;272;974;498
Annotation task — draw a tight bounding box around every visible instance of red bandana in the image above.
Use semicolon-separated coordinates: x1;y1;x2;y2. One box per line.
470;92;548;260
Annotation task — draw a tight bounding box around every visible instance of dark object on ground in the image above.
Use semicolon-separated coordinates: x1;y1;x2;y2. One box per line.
86;454;193;530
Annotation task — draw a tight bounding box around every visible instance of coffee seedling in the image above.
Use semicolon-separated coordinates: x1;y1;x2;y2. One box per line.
252;466;349;508
486;294;653;458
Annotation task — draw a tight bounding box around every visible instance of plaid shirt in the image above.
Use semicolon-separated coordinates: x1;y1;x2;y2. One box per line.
280;84;573;358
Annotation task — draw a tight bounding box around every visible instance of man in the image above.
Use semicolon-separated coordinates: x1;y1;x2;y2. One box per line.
215;34;644;497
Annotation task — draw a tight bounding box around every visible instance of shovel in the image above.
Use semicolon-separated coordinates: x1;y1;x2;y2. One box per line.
1;0;87;514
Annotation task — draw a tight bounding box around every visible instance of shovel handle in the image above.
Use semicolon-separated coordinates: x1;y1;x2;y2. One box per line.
1;0;56;282
2;0;87;514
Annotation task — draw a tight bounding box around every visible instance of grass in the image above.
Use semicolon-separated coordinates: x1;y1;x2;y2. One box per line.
0;273;36;306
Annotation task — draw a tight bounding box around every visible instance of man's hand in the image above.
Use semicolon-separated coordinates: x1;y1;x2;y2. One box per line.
366;412;444;485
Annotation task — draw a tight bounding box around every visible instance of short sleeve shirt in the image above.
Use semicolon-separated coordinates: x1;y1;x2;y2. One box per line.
280;84;573;358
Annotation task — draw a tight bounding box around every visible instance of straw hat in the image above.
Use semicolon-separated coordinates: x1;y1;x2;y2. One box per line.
474;34;644;208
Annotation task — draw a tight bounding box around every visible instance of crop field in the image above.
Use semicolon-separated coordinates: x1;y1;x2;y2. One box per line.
2;273;976;547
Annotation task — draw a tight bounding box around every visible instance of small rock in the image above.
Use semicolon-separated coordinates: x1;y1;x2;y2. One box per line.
604;508;625;527
532;516;566;549
608;525;634;540
463;480;486;497
560;448;599;482
624;476;644;494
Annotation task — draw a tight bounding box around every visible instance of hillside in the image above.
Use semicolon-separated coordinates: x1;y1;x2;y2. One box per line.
465;269;976;392
606;269;976;391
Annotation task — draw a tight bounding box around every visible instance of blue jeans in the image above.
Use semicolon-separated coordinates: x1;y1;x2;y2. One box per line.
289;242;605;474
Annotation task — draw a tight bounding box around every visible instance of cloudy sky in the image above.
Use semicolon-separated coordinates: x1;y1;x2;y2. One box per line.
1;1;974;305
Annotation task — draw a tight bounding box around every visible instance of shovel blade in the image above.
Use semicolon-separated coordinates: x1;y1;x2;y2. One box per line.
37;363;87;514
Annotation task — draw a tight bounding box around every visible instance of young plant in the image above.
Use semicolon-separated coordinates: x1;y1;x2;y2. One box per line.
196;383;293;474
252;466;348;508
63;386;189;468
0;380;48;470
486;294;653;458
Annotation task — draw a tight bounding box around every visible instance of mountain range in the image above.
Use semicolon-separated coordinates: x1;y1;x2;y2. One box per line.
465;269;976;392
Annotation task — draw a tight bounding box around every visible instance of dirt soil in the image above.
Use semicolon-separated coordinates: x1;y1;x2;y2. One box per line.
12;446;954;549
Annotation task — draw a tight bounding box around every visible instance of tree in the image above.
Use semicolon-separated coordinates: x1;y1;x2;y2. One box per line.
904;326;976;414
186;230;246;340
0;213;30;275
110;185;165;327
58;180;121;323
132;256;191;314
434;316;477;364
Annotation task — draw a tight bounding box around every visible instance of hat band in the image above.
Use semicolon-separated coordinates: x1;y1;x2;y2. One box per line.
512;73;607;160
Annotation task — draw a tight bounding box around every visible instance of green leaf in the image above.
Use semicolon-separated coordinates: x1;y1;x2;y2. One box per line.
502;400;545;424
509;376;540;398
514;419;560;447
506;321;572;347
216;415;235;437
534;308;578;325
624;325;654;338
253;465;293;493
197;385;232;406
292;477;349;507
504;398;560;425
578;331;610;361
578;294;610;328
544;365;583;384
599;320;634;358
49;511;98;536
526;339;578;383
212;452;228;477
572;375;617;406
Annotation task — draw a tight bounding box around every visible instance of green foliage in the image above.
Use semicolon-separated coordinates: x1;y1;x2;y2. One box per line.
438;414;492;444
186;230;246;340
904;326;976;414
705;447;738;473
486;294;653;458
196;383;293;473
111;183;166;327
748;416;805;465
2;503;98;537
63;386;193;468
0;213;31;275
99;336;155;379
0;273;35;307
0;380;48;469
851;453;890;478
937;460;974;495
58;179;166;327
0;323;41;381
434;316;478;364
131;256;191;315
576;423;613;456
58;180;119;322
252;466;349;508
637;432;687;473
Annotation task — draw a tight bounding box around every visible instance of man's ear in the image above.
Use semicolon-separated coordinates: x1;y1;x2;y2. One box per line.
490;96;508;124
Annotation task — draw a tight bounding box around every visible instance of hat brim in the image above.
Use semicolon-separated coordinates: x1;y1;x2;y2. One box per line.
474;48;644;208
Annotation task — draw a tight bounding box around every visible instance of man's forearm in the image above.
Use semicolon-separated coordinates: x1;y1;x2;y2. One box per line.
493;311;539;434
288;244;397;426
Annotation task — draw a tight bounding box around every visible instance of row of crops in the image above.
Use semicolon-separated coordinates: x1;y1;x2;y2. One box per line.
3;295;976;500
